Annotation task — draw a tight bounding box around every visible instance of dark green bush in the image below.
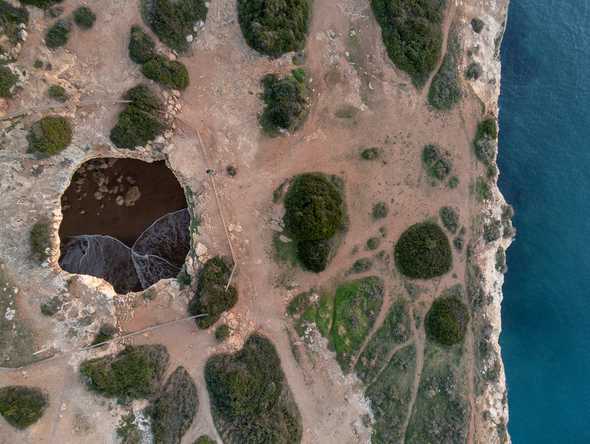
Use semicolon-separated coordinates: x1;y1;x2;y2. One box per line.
110;84;166;149
73;6;95;30
366;236;380;250
425;295;469;345
20;0;62;8
0;386;47;429
473;118;498;166
394;222;452;279
360;147;380;160
79;344;169;399
129;25;156;64
439;206;459;234
465;62;482;80
205;334;302;443
188;257;238;329
142;55;189;90
45;19;70;49
422;144;452;182
91;323;116;346
371;0;446;87
237;0;311;57
495;247;507;273
28;115;72;155
141;0;208;52
447;176;459;189
474;176;492;201
483;219;502;243
471;17;484;33
351;257;372;274
47;84;67;102
195;436;216;444
260;71;308;135
40;296;61;316
428;31;461;110
150;366;198;444
284;173;343;241
297;239;331;272
215;324;231;342
372;201;388;219
0;1;28;43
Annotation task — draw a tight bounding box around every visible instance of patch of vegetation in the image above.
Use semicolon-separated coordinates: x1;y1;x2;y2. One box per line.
483;219;502;243
0;386;48;429
0;1;28;43
465;61;482;80
365;345;416;443
360;147;380;160
205;334;302;443
47;84;67;102
422;144;452;182
20;0;62;8
215;324;231;342
188;256;237;329
405;342;469;444
110;84;167;149
142;55;189;90
91;323;116;346
350;257;373;274
428;30;461;110
45;19;70;49
474;176;492;202
370;0;446;87
495;247;507;273
149;366;198;444
33;59;44;69
116;413;144;444
288;290;334;338
283;173;345;272
129;26;156;64
453;231;464;251
355;300;411;383
335;104;359;119
394;222;452;279
237;0;311;57
471;17;484;33
28;115;72;155
501;204;515;238
425;295;469;346
79;344;169;400
141;0;208;52
260;71;308;135
439;206;459;234
30;220;51;262
0;65;17;98
195;436;216;444
330;277;384;371
447;175;459;189
366;236;380;251
473;117;498;166
73;6;95;30
372;201;388;219
40;296;61;316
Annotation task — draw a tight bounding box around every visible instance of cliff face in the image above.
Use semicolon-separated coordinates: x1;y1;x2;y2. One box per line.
461;1;513;443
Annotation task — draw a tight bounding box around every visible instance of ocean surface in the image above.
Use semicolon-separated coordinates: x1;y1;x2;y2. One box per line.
498;0;590;442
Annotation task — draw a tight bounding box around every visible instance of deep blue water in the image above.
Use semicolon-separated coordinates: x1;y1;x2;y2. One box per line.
499;1;590;442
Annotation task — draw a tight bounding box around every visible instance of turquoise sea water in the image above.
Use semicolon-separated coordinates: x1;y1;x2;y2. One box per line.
499;1;590;442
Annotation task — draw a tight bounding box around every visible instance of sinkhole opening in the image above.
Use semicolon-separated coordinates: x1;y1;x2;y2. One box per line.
58;158;191;294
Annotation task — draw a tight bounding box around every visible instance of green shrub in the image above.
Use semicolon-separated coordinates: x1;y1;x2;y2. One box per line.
422;144;452;182
351;257;372;274
79;344;169;399
47;84;67;102
296;238;331;272
237;0;311;56
205;334;302;443
73;6;95;30
20;0;62;9
0;1;28;43
360;147;380;160
45;19;70;49
149;366;198;444
495;247;507;273
141;0;208;52
425;295;469;345
33;59;44;69
188;257;238;329
129;25;156;64
372;201;388;219
0;386;47;429
195;436;216;444
116;413;142;443
428;31;460;110
30;221;50;261
447;176;459;189
215;324;231;342
371;0;446;87
91;323;116;346
142;55;189;90
28;115;72;155
40;296;61;316
474;176;492;202
284;173;343;241
260;72;308;135
110;84;167;149
473;117;498;165
483;219;502;243
471;17;484;33
465;62;482;80
394;222;452;279
366;236;380;250
439;206;459;234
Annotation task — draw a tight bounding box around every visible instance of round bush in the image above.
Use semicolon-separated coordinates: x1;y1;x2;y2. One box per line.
45;19;70;49
0;386;48;429
73;6;96;30
28;115;72;155
129;25;156;64
394;222;452;279
297;239;331;273
425;296;469;345
284;173;343;241
142;55;189;90
237;0;311;56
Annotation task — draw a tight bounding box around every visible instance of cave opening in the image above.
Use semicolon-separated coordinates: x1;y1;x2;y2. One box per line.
58;158;191;293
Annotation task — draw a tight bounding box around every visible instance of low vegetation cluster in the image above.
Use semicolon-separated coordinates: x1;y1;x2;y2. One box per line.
428;30;461;110
0;0;29;43
0;386;48;429
370;0;446;87
283;173;345;272
260;70;308;135
45;19;70;48
73;6;96;30
473;118;498;166
188;256;238;329
20;0;62;8
28;115;72;156
47;84;67;102
439;206;459;234
425;295;469;345
205;334;302;443
237;0;311;56
29;220;50;262
110;84;167;149
422;144;452;183
394;222;452;279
